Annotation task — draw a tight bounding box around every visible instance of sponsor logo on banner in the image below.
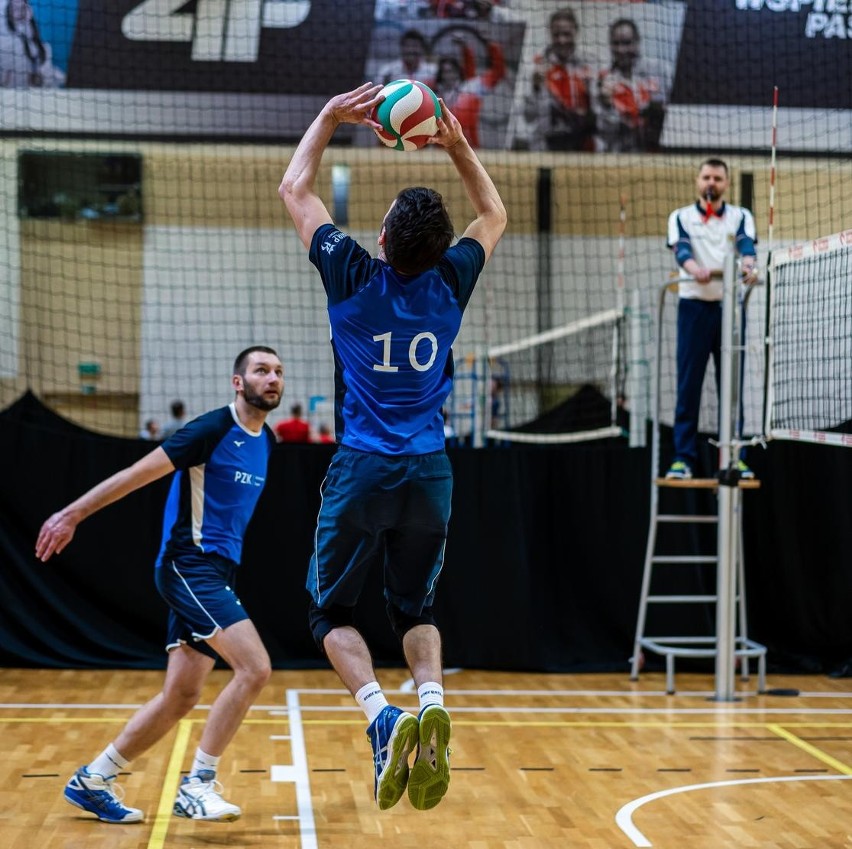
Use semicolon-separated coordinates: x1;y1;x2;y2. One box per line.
672;0;852;108
67;0;374;93
735;0;852;39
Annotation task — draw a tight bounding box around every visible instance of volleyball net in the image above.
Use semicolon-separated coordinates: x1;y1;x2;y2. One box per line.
765;231;852;447
479;308;624;445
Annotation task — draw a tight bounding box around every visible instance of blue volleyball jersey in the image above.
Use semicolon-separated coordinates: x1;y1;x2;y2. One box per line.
156;403;275;567
309;223;485;455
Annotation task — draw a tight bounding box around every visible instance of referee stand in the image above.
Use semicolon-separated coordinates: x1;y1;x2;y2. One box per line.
630;249;767;698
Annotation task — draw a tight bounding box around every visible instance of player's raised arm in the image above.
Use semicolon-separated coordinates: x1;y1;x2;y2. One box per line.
35;446;175;561
279;83;384;249
430;100;507;261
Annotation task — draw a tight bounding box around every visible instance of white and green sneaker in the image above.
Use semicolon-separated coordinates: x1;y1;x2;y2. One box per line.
407;705;452;811
665;460;693;480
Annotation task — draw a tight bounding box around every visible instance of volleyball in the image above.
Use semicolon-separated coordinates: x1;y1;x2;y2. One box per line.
372;79;441;152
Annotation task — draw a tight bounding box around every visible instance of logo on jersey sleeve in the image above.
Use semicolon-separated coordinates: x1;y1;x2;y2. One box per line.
234;471;265;487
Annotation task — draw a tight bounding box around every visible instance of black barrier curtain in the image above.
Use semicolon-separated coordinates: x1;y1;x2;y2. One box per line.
2;392;852;674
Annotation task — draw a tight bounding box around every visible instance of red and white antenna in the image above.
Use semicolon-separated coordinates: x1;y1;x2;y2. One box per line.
768;86;779;255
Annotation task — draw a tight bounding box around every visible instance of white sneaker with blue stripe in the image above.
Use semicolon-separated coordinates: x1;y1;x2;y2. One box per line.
173;770;241;821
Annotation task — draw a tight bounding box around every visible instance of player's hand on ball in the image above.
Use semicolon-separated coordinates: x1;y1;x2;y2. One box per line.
327;83;384;130
429;99;464;149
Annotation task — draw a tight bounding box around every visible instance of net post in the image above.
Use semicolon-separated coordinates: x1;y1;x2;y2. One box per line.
627;288;649;448
473;346;490;448
714;245;739;701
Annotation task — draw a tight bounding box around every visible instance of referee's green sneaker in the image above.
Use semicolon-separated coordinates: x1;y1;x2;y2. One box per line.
736;460;756;480
665;460;693;480
407;704;452;811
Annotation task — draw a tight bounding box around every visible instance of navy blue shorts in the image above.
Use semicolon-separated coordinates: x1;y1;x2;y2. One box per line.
155;552;249;658
307;446;453;617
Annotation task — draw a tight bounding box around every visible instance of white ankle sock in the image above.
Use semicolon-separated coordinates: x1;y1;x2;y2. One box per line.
355;682;389;724
87;743;129;779
190;748;220;778
418;681;444;710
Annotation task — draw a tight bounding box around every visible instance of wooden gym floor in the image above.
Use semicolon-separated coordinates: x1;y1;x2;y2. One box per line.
1;667;851;849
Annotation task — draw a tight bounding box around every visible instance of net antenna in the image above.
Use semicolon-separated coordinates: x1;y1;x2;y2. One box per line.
767;86;779;260
758;86;780;444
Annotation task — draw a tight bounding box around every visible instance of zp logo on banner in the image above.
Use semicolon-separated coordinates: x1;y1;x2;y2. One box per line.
121;0;311;62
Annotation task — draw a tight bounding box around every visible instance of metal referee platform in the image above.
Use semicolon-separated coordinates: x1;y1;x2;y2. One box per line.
630;260;767;698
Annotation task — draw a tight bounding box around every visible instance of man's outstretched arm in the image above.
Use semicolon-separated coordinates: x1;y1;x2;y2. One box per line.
35;447;175;561
279;83;384;249
430;101;507;261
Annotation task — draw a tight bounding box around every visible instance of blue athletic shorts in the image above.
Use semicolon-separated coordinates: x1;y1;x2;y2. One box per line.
307;446;453;617
155;552;249;658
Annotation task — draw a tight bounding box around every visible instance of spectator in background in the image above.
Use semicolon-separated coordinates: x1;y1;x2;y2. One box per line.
433;33;505;148
0;0;65;88
522;7;595;152
275;402;311;443
315;423;335;444
160;400;187;440
595;18;667;153
139;418;161;441
377;28;437;87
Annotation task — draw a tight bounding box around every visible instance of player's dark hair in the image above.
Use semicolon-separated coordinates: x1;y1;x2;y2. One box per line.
233;346;279;376
609;18;639;40
550;7;578;30
384;187;454;275
436;56;463;87
400;29;428;48
170;400;185;417
700;157;729;175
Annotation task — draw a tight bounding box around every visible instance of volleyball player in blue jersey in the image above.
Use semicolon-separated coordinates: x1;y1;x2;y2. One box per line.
280;84;506;812
35;346;283;824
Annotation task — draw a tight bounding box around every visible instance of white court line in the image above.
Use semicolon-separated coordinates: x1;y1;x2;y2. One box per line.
400;668;463;693
269;690;317;849
615;774;852;847
270;704;852;716
3;687;852;712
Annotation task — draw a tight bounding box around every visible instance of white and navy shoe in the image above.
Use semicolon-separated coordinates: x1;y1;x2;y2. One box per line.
367;705;419;810
64;766;144;823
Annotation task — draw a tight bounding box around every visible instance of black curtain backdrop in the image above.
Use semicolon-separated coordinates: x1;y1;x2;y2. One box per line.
2;392;851;675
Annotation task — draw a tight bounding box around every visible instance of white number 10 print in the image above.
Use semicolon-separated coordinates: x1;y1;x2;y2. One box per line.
373;332;439;373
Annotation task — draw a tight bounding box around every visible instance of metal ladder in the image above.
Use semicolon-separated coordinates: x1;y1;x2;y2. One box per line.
629;277;767;695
